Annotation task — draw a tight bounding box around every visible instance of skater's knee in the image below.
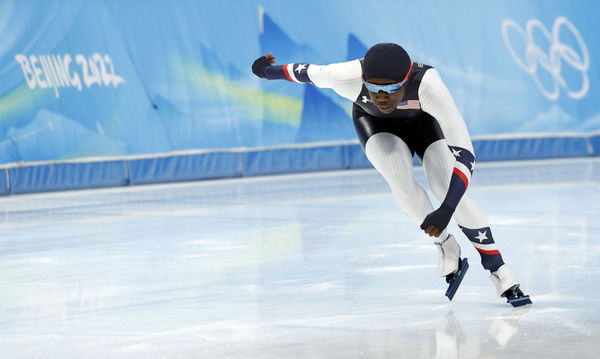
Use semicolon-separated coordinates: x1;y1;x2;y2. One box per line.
429;178;449;201
390;187;417;208
453;196;489;227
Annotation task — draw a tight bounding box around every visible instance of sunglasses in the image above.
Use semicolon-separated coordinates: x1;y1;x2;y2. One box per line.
362;62;413;94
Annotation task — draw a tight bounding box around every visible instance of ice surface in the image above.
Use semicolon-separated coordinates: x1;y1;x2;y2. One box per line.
1;158;599;358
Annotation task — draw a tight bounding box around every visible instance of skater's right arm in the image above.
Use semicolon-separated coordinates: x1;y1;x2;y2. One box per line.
251;54;363;100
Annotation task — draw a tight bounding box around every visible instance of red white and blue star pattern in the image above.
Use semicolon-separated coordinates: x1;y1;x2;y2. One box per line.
441;146;475;210
262;63;312;83
449;145;475;185
459;225;505;272
282;63;311;83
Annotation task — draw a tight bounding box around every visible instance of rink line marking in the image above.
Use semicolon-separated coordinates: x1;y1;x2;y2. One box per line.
472;130;600;140
356;264;435;275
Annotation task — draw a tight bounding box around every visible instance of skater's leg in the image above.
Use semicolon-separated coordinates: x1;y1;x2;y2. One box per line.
365;132;443;230
354;110;460;278
423;140;531;304
365;132;458;276
423;140;505;272
454;199;505;272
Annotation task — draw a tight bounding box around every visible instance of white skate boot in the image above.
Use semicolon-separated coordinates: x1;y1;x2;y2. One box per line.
435;234;461;277
435;234;469;301
490;265;532;307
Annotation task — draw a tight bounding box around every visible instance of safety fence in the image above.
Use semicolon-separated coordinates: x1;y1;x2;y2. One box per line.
2;132;598;195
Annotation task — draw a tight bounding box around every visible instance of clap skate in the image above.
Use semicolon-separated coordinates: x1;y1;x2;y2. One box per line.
490;265;532;307
503;285;532;307
445;257;469;301
435;234;468;301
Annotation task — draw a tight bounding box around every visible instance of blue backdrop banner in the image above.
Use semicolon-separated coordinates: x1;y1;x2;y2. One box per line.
1;1;599;179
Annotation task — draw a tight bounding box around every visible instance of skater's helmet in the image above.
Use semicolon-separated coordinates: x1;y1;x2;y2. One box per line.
363;43;412;82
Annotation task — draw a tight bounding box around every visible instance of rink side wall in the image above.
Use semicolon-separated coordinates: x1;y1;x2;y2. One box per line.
2;133;599;195
1;1;600;194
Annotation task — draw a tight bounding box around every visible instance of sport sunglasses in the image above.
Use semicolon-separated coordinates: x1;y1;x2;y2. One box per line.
362;62;413;94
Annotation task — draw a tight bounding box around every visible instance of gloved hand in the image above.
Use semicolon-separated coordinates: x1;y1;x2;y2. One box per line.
420;204;454;237
252;53;276;78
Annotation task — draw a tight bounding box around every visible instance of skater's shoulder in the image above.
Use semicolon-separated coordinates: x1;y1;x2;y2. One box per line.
417;66;443;88
322;59;363;82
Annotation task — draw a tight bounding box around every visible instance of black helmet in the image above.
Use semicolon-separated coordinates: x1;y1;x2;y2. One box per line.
363;43;411;82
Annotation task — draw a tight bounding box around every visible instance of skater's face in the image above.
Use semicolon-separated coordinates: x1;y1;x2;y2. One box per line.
366;78;405;114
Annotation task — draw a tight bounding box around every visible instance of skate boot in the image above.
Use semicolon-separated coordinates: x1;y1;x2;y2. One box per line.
435;234;469;301
490;265;532;307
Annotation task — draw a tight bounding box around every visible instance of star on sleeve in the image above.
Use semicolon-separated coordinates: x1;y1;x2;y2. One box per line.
295;64;306;73
475;230;488;243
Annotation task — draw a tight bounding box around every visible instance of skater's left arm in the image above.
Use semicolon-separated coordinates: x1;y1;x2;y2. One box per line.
418;68;475;236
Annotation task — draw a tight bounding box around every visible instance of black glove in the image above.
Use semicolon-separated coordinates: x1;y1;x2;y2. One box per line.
420;204;454;236
252;55;272;78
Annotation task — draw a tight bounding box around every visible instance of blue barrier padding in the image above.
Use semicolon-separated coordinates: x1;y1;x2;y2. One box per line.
128;151;241;185
342;144;372;169
473;136;591;161
242;145;346;176
3;134;599;195
9;161;127;194
0;169;8;195
589;134;600;156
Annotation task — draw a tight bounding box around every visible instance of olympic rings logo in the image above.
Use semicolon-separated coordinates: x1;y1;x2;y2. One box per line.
501;16;590;101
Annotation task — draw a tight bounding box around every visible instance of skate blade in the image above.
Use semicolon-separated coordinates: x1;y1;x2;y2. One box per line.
507;295;532;307
445;258;469;301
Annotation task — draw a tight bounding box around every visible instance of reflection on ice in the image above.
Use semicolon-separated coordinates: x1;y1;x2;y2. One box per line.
489;309;521;347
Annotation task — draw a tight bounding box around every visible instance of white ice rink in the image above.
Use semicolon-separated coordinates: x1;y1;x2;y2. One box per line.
1;158;599;359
